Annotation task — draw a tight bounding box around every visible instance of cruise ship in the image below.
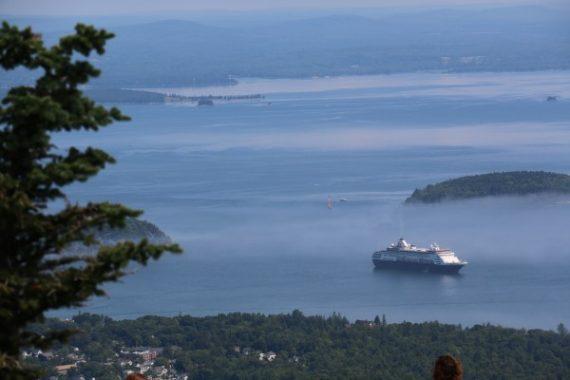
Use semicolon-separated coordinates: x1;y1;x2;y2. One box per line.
372;238;467;274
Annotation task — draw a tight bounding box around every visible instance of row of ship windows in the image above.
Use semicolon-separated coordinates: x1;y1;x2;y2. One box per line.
380;254;441;264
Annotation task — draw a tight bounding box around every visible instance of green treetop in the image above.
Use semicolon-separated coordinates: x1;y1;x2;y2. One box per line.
0;22;181;379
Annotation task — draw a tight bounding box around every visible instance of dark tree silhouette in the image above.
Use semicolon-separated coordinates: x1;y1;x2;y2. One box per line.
0;22;181;379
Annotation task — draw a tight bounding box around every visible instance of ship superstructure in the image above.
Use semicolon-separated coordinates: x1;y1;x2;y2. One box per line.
372;238;467;273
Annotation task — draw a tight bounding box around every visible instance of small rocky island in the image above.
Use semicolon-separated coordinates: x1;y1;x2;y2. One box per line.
65;218;172;255
406;171;570;203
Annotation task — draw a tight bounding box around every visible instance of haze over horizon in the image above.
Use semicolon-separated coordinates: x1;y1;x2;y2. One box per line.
2;0;569;16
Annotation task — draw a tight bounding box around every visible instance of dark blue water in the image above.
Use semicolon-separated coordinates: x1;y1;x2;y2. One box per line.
85;255;569;329
53;72;570;329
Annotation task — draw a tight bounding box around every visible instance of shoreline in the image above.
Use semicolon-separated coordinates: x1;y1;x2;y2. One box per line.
140;70;570;97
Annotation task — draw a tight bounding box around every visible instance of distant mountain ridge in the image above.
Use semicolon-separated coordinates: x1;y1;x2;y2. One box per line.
2;6;569;87
406;171;570;203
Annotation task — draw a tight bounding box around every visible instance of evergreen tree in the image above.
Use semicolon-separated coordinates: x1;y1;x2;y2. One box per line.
0;22;181;379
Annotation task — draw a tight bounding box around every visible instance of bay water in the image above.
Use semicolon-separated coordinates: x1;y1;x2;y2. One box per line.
53;71;570;329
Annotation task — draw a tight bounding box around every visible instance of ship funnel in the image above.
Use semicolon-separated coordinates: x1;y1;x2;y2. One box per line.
397;238;410;248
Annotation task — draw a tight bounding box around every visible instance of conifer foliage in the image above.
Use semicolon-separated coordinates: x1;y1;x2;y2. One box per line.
0;22;181;378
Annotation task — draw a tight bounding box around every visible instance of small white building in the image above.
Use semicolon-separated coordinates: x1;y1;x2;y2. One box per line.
258;351;277;362
266;352;277;362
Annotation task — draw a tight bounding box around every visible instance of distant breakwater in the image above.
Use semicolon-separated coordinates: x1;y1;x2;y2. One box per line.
164;93;265;103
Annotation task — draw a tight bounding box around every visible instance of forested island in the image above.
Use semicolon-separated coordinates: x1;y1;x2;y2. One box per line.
64;218;172;255
406;171;570;204
84;88;264;105
95;218;172;245
84;88;167;104
28;312;569;379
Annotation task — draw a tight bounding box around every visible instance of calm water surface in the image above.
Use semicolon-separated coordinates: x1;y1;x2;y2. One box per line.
53;72;570;329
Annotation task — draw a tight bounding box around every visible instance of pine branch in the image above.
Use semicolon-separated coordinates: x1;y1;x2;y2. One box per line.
0;22;183;378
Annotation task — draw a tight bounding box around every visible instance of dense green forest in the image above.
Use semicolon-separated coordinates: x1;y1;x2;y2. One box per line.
29;312;570;379
406;171;570;204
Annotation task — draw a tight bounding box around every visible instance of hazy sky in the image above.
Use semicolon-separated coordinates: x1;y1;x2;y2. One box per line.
1;0;565;16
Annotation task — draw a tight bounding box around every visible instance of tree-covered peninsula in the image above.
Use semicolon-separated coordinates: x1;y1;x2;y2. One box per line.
406;171;570;204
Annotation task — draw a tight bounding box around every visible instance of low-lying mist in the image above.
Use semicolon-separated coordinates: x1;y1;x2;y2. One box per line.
173;194;570;266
